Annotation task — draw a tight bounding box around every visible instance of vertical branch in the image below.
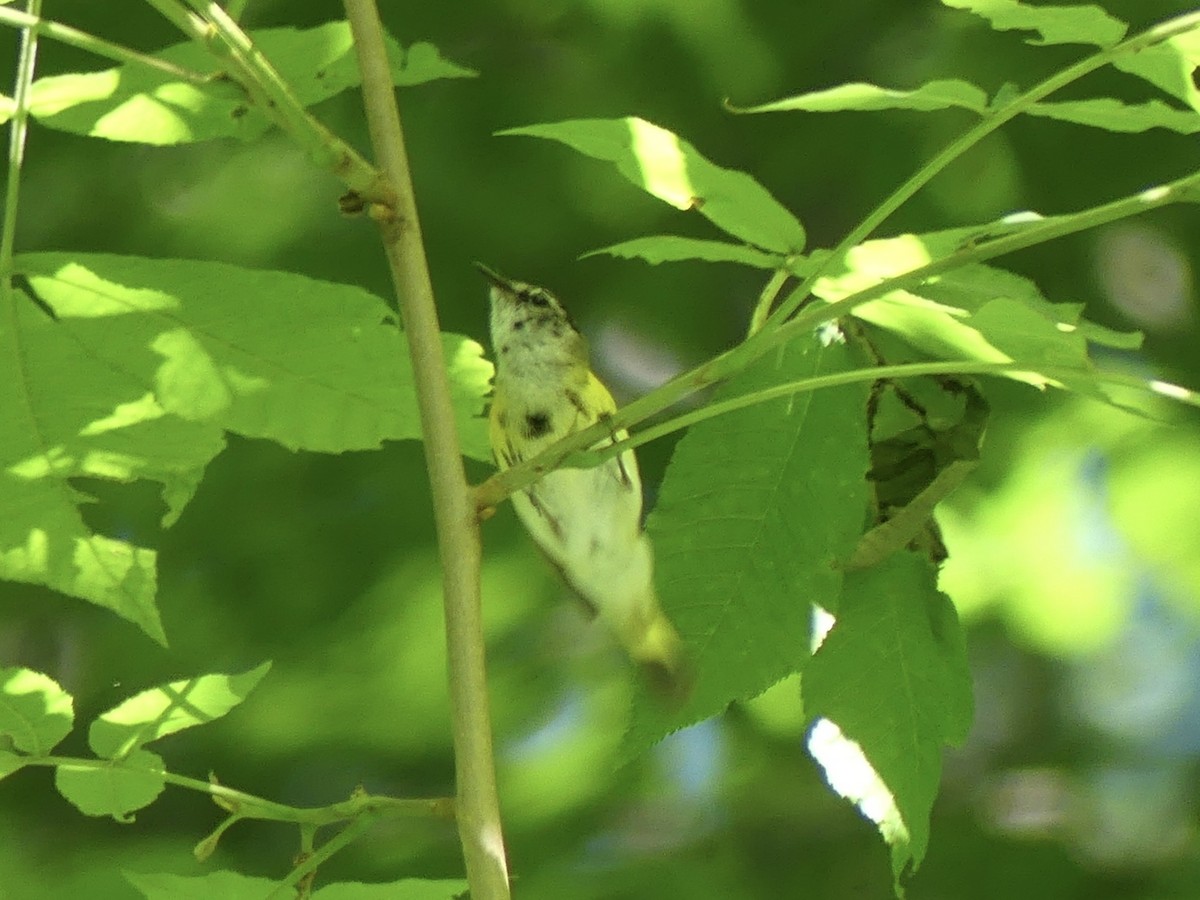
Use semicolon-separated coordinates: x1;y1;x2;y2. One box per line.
342;2;510;898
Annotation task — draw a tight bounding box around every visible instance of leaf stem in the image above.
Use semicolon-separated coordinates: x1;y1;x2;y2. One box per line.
766;7;1200;324
569;360;1200;467
25;755;454;825
0;0;42;298
746;266;791;336
343;2;510;898
145;0;386;197
266;812;387;899
0;7;210;83
472;165;1200;508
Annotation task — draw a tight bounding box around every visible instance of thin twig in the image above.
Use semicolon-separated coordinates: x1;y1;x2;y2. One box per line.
570;361;1200;467
265;811;387;900
473;165;1200;509
26;756;454;826
0;7;210;82
343;2;510;898
0;0;41;298
765;8;1200;324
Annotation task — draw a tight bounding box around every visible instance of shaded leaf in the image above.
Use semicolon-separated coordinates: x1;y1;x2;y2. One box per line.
88;663;271;759
501;117;805;253
55;748;166;821
584;235;784;268
0;668;74;755
127;872;471;900
941;0;1127;48
806;553;972;892
849;381;989;570
315;880;472;899
732;79;988;115
127;871;283;900
0;750;25;781
12;24;475;143
624;331;871;757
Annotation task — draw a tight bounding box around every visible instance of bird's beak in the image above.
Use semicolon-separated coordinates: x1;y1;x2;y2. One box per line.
473;262;513;292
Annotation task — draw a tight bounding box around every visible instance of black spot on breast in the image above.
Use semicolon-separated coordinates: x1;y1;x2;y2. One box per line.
512;319;526;331
523;411;552;439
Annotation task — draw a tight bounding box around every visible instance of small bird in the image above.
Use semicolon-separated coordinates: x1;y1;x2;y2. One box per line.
477;263;686;695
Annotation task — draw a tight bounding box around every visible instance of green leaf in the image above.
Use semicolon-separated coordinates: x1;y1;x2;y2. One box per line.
805;553;972;892
1024;97;1200;134
0;667;75;755
314;880;472;899
731;79;988;115
14;24;475;143
584;235;784;268
127;871;283;900
941;0;1127;48
812;232;1141;393
849;382;989;570
0;750;25;781
500;117;806;253
88;662;271;759
54;748;167;821
2;253;491;641
623;331;871;756
126;873;472;900
1114;26;1200;112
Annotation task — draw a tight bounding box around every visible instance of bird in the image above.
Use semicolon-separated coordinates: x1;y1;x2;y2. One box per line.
477;263;687;696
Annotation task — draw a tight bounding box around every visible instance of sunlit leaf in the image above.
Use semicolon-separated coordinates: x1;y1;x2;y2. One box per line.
1025;97;1200;134
54;749;166;821
806;553;972;892
623;331;871;757
813;232;1141;395
0;668;74;755
1114;26;1200;112
1;254;491;641
88;663;271;759
500;117;806;253
11;24;475;142
584;235;784;268
732;79;988;115
941;0;1127;48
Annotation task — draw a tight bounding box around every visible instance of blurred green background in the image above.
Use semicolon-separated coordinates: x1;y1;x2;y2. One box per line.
3;1;1200;898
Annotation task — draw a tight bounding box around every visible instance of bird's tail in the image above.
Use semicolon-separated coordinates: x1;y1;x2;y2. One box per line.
616;583;692;703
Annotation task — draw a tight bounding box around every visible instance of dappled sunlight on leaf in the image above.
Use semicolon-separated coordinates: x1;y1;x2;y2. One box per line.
22;24;475;146
1;253;491;643
87;663;271;759
627;117;695;210
501;117;806;252
0;668;74;755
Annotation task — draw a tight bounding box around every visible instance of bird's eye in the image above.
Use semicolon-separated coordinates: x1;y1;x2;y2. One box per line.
524;290;551;309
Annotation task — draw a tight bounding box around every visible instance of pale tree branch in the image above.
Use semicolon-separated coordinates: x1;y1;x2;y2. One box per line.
343;2;511;898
